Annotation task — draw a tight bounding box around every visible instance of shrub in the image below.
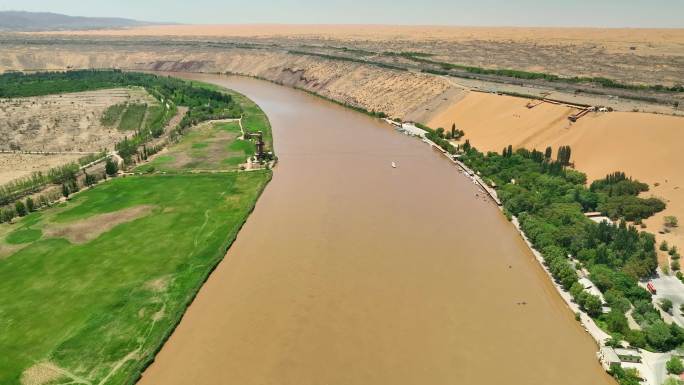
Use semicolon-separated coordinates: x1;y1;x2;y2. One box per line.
25;198;35;212
105;158;119;176
667;356;684;375
15;201;27;217
665;216;679;228
661;241;670;251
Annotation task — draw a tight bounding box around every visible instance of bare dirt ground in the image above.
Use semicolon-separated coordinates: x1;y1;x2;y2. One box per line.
0;88;157;184
45;25;684;86
428;91;684;256
0;88;156;152
20;361;64;385
44;205;154;244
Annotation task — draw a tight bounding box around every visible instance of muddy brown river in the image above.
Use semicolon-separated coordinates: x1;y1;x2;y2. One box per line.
138;74;615;385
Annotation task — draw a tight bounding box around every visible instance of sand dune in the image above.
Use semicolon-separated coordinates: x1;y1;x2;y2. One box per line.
428;92;684;257
50;25;684;55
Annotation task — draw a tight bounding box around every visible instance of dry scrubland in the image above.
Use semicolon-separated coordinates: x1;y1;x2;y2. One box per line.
48;25;684;86
0;88;157;183
0;46;453;121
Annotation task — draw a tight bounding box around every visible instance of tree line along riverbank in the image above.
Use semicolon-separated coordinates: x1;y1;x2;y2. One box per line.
414;119;678;384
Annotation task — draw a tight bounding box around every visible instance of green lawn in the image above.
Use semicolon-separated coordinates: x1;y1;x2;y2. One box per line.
135;121;254;173
0;171;271;385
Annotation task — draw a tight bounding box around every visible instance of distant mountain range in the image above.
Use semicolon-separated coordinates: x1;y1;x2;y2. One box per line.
0;11;161;31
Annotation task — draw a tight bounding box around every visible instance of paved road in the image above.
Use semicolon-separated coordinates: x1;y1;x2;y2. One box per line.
642;350;671;385
651;274;684;327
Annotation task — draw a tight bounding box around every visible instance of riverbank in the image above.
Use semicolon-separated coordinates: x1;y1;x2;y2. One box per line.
388;118;667;385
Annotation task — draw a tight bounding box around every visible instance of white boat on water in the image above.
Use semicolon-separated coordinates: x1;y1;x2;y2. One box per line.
391;162;397;168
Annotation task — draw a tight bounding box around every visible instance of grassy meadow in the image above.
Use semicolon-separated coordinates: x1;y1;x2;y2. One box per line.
136;121;255;173
0;171;271;385
0;77;274;385
192;81;273;150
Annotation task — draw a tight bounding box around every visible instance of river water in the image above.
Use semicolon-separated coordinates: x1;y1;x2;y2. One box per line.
138;74;615;385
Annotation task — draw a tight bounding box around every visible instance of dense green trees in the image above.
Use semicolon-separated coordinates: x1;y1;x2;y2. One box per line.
588;172;665;221
457;144;678;351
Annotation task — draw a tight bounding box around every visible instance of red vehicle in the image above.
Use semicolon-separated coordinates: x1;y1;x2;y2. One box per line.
647;282;657;294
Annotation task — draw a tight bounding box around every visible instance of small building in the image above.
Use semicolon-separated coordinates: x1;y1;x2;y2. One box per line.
614;348;642;363
585;212;611;224
398;122;427;138
599;347;621;370
589;216;612;224
579;277;605;300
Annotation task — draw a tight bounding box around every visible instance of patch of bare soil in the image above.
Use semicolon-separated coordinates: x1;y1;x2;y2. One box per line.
20;362;64;385
0;242;23;259
0;88;156;153
0;88;159;186
145;276;170;293
44;205;154;244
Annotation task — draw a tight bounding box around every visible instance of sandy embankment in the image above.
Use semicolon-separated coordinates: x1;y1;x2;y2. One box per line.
428;92;684;258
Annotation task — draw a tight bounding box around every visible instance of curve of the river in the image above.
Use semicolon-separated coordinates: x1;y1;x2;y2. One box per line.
138;74;615;385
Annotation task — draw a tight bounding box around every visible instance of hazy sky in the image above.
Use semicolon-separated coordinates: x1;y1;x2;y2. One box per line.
0;0;682;28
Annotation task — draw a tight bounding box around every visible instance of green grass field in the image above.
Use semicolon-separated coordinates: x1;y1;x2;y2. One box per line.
118;104;148;131
136;121;255;173
101;103;127;127
0;171;271;385
194;82;273;150
0;82;274;385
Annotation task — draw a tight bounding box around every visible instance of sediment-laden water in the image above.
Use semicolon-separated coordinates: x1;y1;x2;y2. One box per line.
138;74;615;385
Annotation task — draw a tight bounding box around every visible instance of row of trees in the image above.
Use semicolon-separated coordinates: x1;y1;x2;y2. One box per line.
0;163;80;206
459;144;675;355
557;145;572;166
0;157;120;224
1;70;243;210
